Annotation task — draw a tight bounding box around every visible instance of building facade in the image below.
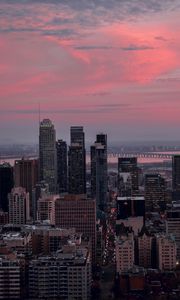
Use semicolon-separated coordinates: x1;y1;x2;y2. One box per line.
166;206;180;259
172;155;180;200
156;234;177;271
37;195;59;225
8;187;30;225
0;163;14;212
118;157;139;196
91;133;108;211
56;139;67;193
55;194;96;260
28;246;91;300
145;174;166;211
116;233;134;273
68;126;86;194
39;119;57;193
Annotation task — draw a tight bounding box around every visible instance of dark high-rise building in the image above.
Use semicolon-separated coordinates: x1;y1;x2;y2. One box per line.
145;174;166;211
56;140;67;193
14;158;38;218
91;133;108;211
117;196;145;220
0;163;14;212
116;196;145;235
68;144;86;194
68;126;86;194
70;126;85;148
172;155;180;200
96;133;107;148
14;159;38;193
118;157;139;196
39;119;57;193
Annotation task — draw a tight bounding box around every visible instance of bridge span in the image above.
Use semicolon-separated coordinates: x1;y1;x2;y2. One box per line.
107;152;173;159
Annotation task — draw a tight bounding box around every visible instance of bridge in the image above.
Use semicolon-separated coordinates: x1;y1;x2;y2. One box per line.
107;152;173;159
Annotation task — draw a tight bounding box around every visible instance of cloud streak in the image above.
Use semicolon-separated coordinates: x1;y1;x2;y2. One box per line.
0;0;180;142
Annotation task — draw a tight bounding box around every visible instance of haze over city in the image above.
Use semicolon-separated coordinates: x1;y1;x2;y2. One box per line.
0;0;180;143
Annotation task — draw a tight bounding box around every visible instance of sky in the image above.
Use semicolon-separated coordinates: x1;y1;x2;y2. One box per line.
0;0;180;144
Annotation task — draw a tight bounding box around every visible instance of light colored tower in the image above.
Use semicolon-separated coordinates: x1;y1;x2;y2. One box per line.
8;187;30;225
39;119;57;193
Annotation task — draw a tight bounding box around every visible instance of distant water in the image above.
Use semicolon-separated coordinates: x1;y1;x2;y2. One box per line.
1;151;180;166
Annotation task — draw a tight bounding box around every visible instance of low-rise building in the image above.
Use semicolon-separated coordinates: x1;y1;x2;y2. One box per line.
0;258;21;300
116;232;134;273
156;234;177;271
28;244;91;300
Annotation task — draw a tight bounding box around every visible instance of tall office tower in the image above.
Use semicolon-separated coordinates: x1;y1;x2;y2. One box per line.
0;163;14;212
118;157;139;196
91;133;108;211
68;126;86;194
39;119;57;193
56;140;67;193
8;187;30;225
70;126;85;148
145;174;166;211
172;155;180;200
55;194;96;261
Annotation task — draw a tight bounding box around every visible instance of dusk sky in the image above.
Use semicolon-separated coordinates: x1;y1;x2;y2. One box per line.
0;0;180;144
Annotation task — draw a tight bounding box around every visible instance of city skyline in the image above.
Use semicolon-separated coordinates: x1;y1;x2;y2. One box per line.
0;0;180;143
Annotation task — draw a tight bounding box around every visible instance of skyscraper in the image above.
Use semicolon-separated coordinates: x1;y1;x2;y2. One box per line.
118;157;139;196
68;126;86;194
145;174;166;211
56;140;67;193
91;133;108;211
0;163;14;212
172;155;180;200
70;126;85;148
39;119;57;193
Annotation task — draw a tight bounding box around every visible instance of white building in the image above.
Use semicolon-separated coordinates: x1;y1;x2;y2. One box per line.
156;234;177;271
8;187;30;225
116;232;134;273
